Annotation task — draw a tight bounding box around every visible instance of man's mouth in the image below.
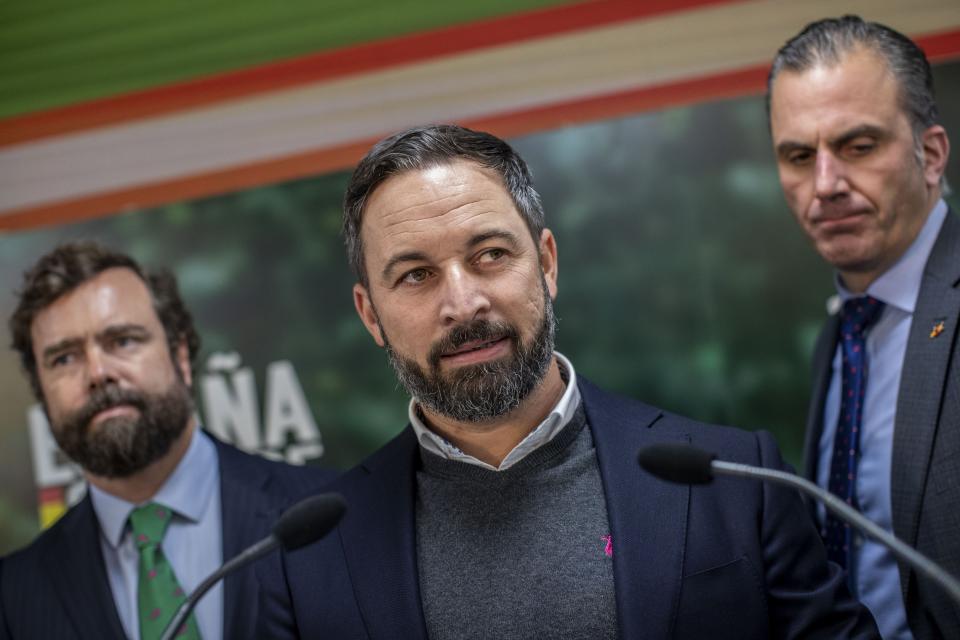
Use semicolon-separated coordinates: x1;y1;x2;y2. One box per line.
87;403;139;429
811;207;870;231
440;336;511;365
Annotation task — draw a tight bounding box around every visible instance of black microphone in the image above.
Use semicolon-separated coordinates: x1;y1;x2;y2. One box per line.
637;443;960;607
159;492;347;640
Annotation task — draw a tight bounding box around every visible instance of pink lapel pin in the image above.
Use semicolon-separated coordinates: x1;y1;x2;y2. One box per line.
601;534;613;557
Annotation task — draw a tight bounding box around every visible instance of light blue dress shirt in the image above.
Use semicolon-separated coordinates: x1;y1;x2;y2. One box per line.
818;199;948;640
90;427;223;640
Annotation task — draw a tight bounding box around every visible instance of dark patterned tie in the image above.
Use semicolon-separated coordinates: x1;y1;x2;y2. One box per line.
129;502;201;640
823;296;885;569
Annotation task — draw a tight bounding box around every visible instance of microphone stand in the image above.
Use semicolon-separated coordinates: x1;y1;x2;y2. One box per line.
159;536;279;640
158;491;346;640
712;459;960;606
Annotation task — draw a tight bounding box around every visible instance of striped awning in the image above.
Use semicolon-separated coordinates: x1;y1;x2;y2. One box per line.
1;0;958;231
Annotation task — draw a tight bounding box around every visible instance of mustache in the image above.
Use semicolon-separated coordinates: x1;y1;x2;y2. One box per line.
69;384;148;430
427;320;519;368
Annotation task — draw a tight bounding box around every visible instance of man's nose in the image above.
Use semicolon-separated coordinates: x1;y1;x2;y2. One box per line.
85;347;117;389
814;151;849;201
439;267;490;326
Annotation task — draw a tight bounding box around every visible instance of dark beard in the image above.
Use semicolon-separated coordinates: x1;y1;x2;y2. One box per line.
49;379;194;478
383;287;556;423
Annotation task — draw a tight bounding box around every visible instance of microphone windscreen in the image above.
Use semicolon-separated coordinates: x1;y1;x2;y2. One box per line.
637;443;716;485
273;493;347;551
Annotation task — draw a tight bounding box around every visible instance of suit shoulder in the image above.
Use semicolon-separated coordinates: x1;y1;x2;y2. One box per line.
318;426;416;497
579;376;775;466
577;376;663;425
580;376;756;440
667;413;783;469
269;459;339;496
212;436;336;479
1;498;88;576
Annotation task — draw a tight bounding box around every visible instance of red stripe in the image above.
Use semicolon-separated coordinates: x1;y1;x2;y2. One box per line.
38;486;65;503
0;65;771;231
0;0;732;147
474;65;770;139
475;29;960;138
3;29;959;232
919;29;960;61
0;139;380;232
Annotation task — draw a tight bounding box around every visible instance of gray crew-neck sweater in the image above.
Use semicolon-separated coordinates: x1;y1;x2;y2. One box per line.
415;404;619;640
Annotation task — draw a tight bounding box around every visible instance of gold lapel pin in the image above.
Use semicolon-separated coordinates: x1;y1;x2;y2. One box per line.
930;320;946;339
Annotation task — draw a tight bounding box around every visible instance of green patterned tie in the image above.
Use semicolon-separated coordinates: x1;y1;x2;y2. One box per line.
129;503;201;640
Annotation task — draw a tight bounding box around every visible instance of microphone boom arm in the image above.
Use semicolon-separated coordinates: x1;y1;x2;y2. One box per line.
160;536;279;640
712;459;960;606
158;491;347;640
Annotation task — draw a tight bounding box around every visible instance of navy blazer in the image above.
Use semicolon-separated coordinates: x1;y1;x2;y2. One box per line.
259;378;878;639
0;435;334;640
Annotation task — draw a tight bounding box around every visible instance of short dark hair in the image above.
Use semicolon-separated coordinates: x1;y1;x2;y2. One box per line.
9;241;201;400
767;15;939;137
342;124;545;286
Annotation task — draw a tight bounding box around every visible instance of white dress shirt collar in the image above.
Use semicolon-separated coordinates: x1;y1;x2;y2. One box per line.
408;352;581;471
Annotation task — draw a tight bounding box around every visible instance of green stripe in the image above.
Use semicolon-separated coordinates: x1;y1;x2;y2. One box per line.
0;0;574;119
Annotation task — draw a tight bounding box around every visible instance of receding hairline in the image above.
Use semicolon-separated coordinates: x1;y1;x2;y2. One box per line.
362;157;514;205
768;44;908;127
772;42;894;87
354;158;533;273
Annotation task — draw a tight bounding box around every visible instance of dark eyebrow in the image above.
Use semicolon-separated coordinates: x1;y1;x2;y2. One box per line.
466;230;523;250
379;230;525;283
381;251;429;283
776;124;888;158
832;124;887;148
98;323;151;342
41;337;83;363
40;323;151;363
775;139;813;158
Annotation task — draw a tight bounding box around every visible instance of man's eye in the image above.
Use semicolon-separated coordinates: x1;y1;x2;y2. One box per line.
49;353;73;368
846;140;876;157
787;150;813;166
113;335;138;348
400;268;431;285
478;248;507;264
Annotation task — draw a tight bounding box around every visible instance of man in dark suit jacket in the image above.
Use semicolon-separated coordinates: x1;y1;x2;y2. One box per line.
258;124;878;638
0;436;328;640
0;243;333;640
768;16;957;639
261;378;880;639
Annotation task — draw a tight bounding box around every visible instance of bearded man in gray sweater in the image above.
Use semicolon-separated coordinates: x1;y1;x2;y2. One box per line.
257;124;879;639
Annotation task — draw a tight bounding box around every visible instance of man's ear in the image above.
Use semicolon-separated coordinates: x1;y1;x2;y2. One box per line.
539;229;559;300
354;283;385;347
921;124;950;189
175;339;192;387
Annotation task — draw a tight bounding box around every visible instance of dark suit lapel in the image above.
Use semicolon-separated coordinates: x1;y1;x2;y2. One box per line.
215;439;275;640
44;495;127;639
892;211;960;553
804;314;839;482
580;379;688;640
337;429;428;639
